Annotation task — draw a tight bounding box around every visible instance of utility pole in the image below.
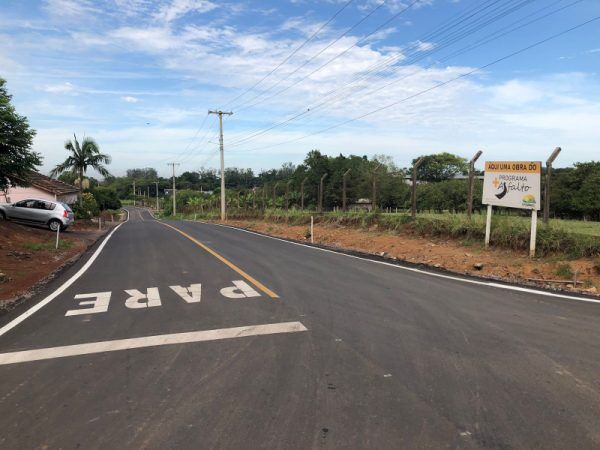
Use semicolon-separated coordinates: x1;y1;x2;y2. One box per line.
208;110;233;221
132;180;136;207
544;147;561;224
318;173;327;213
272;181;280;208
371;163;381;212
412;158;424;219
155;181;159;211
467;150;483;220
342;169;351;212
300;177;307;211
168;163;180;216
287;180;293;210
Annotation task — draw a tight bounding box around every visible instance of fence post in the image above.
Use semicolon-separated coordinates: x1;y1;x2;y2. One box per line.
544;147;561;224
55;225;60;249
318;173;328;213
342;169;351;212
530;209;538;258
485;204;493;248
467;150;483;220
372;163;381;212
411;158;424;219
310;216;314;244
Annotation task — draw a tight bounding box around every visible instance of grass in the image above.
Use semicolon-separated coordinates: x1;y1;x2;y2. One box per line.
163;208;600;258
555;263;574;279
23;240;73;252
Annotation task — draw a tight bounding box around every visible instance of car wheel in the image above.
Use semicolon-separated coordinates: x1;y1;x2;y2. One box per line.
48;219;62;232
0;211;6;221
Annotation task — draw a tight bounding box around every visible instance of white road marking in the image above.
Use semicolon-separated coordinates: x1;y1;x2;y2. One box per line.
220;280;261;299
124;287;161;309
0;209;130;337
0;321;308;365
65;292;111;316
210;223;600;305
170;284;202;303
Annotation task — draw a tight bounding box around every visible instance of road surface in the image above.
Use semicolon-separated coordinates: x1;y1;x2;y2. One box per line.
0;207;598;449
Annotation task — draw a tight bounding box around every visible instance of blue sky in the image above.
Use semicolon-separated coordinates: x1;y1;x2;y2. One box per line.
1;0;599;177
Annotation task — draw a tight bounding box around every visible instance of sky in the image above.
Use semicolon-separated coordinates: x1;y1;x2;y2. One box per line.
1;0;599;177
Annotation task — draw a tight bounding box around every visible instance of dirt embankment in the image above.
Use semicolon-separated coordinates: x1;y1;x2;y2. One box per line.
222;219;600;296
0;219;117;308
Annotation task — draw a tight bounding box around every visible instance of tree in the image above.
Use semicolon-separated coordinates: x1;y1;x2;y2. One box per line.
0;77;41;192
50;134;111;205
412;153;468;182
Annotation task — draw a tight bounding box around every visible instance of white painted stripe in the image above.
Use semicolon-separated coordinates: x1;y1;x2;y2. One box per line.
208;223;600;305
0;209;130;337
0;321;307;365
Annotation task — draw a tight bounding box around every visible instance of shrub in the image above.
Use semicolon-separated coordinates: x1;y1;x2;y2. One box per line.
73;192;99;219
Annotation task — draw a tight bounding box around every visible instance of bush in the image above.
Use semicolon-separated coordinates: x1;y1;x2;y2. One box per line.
91;187;121;211
73;192;99;219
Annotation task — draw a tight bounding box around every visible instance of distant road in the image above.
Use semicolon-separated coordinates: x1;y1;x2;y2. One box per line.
0;207;598;448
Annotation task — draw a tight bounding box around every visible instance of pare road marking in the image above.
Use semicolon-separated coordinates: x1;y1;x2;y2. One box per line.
65;281;261;316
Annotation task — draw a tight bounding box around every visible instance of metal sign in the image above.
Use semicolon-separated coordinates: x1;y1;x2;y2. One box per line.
482;161;541;210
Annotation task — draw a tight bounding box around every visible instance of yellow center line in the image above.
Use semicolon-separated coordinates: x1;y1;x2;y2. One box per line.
157;221;279;299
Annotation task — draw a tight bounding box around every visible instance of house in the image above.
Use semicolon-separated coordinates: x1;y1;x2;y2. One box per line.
349;198;373;211
1;172;79;204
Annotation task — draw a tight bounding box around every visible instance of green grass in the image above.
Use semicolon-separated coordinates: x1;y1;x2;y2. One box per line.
555;263;574;279
23;240;73;251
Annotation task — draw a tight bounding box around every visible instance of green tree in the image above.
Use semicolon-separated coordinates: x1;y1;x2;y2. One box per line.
0;77;41;192
50;134;111;205
412;152;468;182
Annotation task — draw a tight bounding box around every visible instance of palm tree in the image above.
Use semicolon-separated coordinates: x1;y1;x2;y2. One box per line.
50;134;111;205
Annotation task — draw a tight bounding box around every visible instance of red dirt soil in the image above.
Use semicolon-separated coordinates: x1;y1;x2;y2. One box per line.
222;219;600;297
0;220;113;305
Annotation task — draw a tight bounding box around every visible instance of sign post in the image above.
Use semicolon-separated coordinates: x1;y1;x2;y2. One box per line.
482;161;541;257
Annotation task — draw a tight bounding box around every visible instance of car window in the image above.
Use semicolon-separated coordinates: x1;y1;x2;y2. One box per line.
35;201;55;210
60;203;73;212
14;200;29;207
22;200;36;208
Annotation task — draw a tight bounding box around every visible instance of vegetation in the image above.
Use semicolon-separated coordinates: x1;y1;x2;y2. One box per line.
0;77;41;192
23;239;73;251
50;134;111;206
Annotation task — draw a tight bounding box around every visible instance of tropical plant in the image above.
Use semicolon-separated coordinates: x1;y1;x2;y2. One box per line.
50;134;111;205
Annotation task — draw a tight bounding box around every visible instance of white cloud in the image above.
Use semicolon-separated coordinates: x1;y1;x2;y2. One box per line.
154;0;217;23
44;82;76;93
121;96;140;103
43;0;101;18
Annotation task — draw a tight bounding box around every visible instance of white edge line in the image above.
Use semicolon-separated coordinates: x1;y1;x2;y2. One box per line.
207;222;600;305
0;209;130;337
0;321;307;365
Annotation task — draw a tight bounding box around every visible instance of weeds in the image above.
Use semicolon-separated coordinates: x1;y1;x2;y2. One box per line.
23;240;73;251
555;264;574;279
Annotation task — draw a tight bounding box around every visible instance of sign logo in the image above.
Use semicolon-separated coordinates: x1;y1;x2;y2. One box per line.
522;194;536;207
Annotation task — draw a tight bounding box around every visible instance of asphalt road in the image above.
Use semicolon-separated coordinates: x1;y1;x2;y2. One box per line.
0;207;599;449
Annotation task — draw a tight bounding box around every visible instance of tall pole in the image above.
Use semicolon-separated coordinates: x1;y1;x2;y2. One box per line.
318;173;327;213
371;163;381;212
272;181;280;208
544;147;561;224
467;150;483;220
168;163;179;216
209;110;233;221
285;180;292;211
155;181;159;211
132;180;136;207
300;177;307;211
412;158;424;219
342;169;351;212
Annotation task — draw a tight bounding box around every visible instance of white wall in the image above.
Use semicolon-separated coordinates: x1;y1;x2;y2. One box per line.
1;186;77;204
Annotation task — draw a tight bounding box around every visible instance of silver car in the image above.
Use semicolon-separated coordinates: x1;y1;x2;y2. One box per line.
0;198;75;231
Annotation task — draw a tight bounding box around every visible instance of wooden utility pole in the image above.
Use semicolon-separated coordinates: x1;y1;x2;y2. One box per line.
371;163;381;212
318;173;327;213
132;180;136;207
411;158;424;219
342;169;351;212
300;177;307;211
167;163;179;216
155;181;159;211
208;110;233;221
285;180;293;211
467;150;483;220
272;181;280;208
544;147;561;224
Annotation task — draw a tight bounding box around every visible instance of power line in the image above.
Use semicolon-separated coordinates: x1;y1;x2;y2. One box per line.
222;0;356;108
230;15;599;154
228;0;550;147
229;0;389;111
